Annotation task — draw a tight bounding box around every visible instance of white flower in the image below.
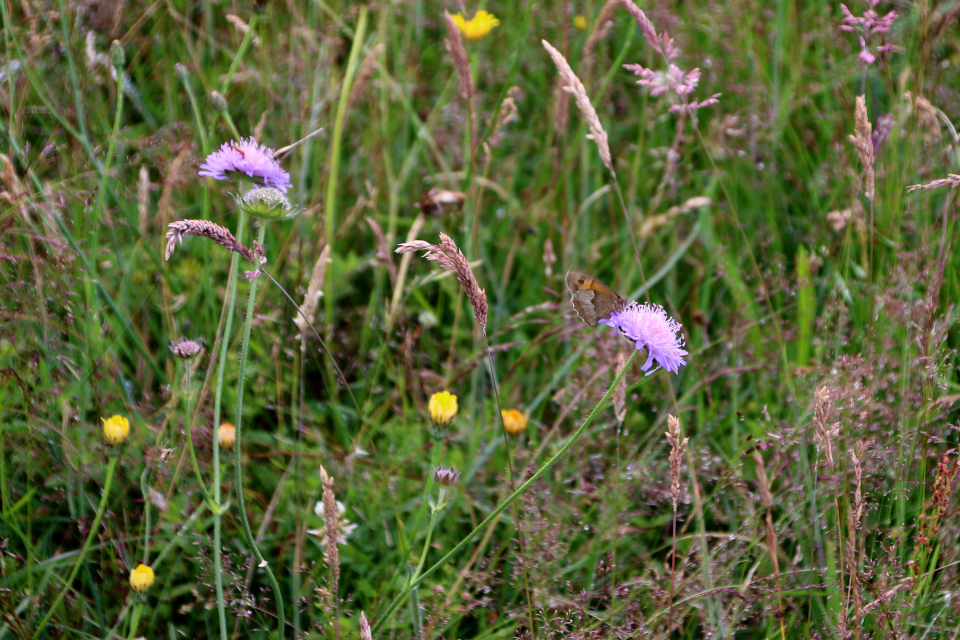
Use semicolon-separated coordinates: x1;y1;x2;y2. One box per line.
308;500;358;546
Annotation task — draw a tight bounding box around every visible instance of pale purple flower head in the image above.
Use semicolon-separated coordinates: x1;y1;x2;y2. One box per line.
199;138;292;192
600;302;688;375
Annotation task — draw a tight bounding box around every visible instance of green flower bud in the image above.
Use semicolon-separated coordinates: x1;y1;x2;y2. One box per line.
234;187;301;221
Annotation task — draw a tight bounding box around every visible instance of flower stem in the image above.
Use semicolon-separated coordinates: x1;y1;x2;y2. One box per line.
371;351;640;634
126;603;143;640
182;361;215;508
413;488;445;580
33;456;118;639
210;209;246;640
234;221;285;639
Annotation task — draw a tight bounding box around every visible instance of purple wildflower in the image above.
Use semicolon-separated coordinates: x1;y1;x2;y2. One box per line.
600;302;688;375
199;138;292;192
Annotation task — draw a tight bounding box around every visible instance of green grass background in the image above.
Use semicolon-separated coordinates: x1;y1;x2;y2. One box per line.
1;0;959;638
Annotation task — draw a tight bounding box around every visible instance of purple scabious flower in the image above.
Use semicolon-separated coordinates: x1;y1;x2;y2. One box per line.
600;302;688;375
199;138;292;192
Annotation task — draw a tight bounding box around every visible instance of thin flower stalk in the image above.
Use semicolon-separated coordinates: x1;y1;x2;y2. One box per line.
232;221;285;638
208;209;247;640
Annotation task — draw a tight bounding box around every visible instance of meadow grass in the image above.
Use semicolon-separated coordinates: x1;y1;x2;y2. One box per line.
1;0;959;638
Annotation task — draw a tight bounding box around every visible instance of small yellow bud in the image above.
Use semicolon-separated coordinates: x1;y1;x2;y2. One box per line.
501;409;528;436
102;415;130;445
428;391;458;426
218;423;236;448
573;15;588;31
129;563;154;593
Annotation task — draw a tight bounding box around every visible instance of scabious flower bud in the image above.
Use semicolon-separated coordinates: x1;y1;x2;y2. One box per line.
434;465;461;486
169;339;203;359
210;90;228;113
501;409;528;436
130;563;154;593
109;40;125;67
102;415;130;446
234;186;301;220
218;423;236;448
428;391;458;426
174;63;189;82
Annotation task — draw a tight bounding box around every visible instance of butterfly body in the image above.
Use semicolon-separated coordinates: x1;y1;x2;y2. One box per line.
565;271;626;326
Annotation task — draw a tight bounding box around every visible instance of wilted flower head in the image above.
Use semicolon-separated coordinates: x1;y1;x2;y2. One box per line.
600;302;688;375
102;415;130;445
217;422;236;448
451;10;500;40
428;391;458;426
169;338;203;359
434;465;461;486
233;186;301;220
501;409;529;436
199;138;292;192
129;564;154;593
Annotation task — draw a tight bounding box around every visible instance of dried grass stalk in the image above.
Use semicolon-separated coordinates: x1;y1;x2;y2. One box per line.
582;0;618;61
444;10;476;147
543;237;556;278
137;166;150;236
366;216;397;286
165;219;254;263
294;244;331;336
542;39;613;173
849;95;875;200
753;451;779;566
665;415;688;510
320;466;340;589
396;233;488;328
812;386;838;471
347;43;385;116
907;174;960;192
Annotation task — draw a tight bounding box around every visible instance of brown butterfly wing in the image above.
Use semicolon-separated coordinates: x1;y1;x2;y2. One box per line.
571;289;600;326
566;271;626;326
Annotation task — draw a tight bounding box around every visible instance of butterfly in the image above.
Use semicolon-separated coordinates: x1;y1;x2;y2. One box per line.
565;271;626;326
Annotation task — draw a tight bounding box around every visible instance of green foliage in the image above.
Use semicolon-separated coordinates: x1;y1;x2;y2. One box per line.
1;0;959;638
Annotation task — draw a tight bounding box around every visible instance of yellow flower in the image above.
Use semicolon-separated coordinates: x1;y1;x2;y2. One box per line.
102;415;130;445
218;422;236;448
501;409;528;436
573;15;588;31
451;10;500;41
129;564;154;593
428;391;458;426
